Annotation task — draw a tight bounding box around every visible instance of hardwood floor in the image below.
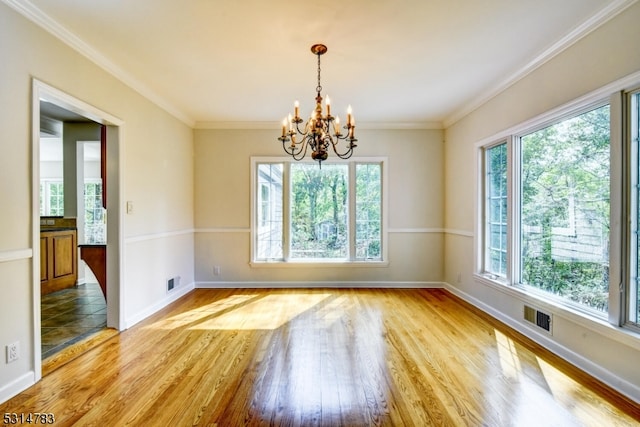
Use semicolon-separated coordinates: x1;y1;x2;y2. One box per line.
2;288;638;426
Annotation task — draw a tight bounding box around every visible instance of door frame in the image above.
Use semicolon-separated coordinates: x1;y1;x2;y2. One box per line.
32;79;125;380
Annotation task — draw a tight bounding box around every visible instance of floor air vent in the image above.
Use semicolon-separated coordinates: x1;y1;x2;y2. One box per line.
167;276;180;292
524;305;552;334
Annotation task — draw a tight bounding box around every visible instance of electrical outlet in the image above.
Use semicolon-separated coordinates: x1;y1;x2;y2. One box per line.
6;342;19;363
214;266;221;276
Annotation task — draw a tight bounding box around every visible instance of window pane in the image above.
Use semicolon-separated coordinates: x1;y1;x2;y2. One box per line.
84;182;106;244
290;163;347;259
631;92;640;325
356;163;382;260
39;183;44;216
486;143;507;277
256;164;283;259
49;182;64;216
521;105;610;312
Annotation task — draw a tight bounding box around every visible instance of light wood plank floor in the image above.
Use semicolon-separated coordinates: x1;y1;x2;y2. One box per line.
2;288;639;426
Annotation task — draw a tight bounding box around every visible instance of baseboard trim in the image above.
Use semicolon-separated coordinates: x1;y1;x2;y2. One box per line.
196;281;445;289
0;371;35;405
442;282;640;405
124;282;195;328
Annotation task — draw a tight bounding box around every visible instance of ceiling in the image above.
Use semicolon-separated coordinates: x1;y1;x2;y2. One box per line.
8;0;633;128
40;100;92;123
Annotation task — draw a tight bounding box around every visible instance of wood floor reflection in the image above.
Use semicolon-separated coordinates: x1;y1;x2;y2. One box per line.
2;288;638;426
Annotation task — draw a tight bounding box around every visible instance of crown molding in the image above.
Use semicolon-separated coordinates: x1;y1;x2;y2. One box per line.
443;0;639;128
2;0;195;127
6;0;635;131
194;121;443;130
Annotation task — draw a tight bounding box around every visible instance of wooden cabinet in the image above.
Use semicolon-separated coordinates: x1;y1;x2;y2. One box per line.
41;229;77;295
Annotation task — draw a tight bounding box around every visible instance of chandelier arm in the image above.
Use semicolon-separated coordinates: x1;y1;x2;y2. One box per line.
286;140;309;161
329;138;356;159
292;138;310;161
281;140;297;156
282;135;308;157
326;126;357;155
294;120;309;135
332;132;353;141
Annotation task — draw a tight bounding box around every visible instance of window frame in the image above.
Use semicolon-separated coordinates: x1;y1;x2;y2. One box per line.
518;101;611;318
624;87;640;332
481;140;510;281
475;77;640;336
250;156;388;267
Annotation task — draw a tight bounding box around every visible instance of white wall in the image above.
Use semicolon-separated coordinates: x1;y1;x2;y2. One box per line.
62;123;101;218
444;2;640;402
194;128;444;285
0;2;194;401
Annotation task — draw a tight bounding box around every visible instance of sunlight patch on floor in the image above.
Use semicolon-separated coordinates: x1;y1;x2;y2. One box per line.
144;294;257;330
536;356;621;426
493;329;585;426
191;293;332;330
494;329;522;380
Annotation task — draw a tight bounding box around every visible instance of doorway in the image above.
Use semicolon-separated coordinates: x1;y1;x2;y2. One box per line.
32;79;124;379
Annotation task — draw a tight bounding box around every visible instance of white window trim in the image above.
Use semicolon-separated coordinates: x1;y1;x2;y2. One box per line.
475;70;640;337
250;156;389;268
622;87;640;332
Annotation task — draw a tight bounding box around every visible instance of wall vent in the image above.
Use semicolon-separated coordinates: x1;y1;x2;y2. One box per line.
167;276;180;292
523;305;552;334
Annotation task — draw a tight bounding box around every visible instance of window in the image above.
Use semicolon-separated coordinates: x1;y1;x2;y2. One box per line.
84;181;106;244
480;103;612;316
253;159;385;263
355;163;382;259
629;89;640;327
484;142;508;277
478;77;640;334
290;163;348;259
40;180;64;216
256;163;283;260
520;105;610;312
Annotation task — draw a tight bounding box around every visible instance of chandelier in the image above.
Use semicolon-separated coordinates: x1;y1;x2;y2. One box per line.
278;44;357;165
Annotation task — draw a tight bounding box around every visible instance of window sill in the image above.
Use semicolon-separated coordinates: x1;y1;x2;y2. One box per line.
473;273;640;351
250;260;389;268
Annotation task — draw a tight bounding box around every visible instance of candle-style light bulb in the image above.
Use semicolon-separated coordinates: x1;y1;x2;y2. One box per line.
326;96;331;116
294;101;300;119
347;105;353;126
334;116;340;134
281;118;287;137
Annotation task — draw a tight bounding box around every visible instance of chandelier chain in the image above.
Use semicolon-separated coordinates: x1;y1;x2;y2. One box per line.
316;52;322;95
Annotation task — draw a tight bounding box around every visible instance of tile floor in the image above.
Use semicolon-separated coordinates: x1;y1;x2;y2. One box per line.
41;280;107;359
